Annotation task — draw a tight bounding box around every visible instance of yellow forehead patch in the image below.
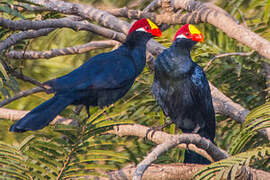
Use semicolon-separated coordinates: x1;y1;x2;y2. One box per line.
189;24;201;34
147;19;158;29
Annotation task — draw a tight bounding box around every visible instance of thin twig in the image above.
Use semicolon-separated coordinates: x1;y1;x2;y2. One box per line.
12;72;50;90
0;87;44;107
56;114;89;179
56;147;75;180
204;51;255;71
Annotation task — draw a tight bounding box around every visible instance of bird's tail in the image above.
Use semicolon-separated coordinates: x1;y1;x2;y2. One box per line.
184;150;211;164
183;129;214;164
10;95;73;132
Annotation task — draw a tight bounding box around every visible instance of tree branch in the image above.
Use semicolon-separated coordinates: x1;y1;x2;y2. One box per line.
27;0;131;34
0;87;44;107
105;163;270;180
0;16;81;31
0;107;77;126
0;28;55;52
11;71;49;90
109;124;228;162
6;40;119;59
0;16;125;43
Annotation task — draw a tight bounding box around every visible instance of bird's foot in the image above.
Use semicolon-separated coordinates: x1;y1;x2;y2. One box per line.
192;123;200;134
144;120;173;140
85;105;91;119
80;106;91;125
74;105;84;115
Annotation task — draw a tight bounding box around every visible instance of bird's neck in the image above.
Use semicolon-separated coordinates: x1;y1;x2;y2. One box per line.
123;32;152;76
124;31;152;49
164;43;194;77
171;43;191;57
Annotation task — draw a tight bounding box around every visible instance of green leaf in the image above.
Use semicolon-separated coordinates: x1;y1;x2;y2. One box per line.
264;0;270;23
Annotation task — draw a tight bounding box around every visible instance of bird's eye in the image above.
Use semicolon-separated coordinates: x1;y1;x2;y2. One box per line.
145;26;150;30
185;32;190;36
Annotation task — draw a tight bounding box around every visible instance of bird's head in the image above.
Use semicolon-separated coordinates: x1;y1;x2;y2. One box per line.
173;24;204;49
128;18;162;37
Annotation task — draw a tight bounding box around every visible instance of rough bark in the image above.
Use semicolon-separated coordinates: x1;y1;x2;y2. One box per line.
105;163;270;180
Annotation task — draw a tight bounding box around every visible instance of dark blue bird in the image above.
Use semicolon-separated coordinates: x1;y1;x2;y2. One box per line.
10;18;161;132
152;24;215;164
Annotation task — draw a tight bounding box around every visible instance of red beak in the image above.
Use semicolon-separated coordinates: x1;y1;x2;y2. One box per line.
191;33;204;42
151;28;162;37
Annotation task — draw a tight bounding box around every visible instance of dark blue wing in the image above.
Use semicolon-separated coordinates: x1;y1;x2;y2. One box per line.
46;47;136;92
190;64;216;141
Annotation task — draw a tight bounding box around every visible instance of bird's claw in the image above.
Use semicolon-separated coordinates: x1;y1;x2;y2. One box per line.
144;126;162;141
144;121;173;141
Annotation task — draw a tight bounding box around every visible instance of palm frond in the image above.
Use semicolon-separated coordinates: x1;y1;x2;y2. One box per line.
194;146;270;180
229;103;270;155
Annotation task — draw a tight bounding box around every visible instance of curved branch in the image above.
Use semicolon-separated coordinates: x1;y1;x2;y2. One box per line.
6;40;119;59
109;124;228;162
0;28;55;52
132;133;225;180
0;87;44;107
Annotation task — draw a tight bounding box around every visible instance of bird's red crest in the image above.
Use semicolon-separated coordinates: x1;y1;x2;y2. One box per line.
173;24;204;42
128;19;149;34
173;24;190;41
128;18;162;37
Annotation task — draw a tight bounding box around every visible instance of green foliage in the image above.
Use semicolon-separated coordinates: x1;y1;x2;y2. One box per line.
194;146;270;180
0;108;133;179
230;103;270;155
